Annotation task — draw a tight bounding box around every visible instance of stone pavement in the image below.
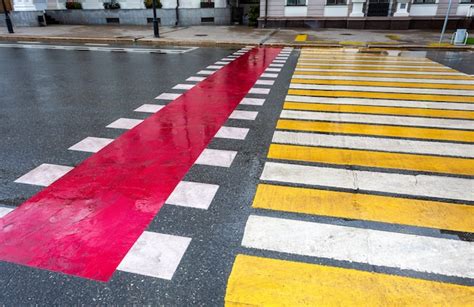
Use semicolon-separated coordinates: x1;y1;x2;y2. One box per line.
0;24;472;49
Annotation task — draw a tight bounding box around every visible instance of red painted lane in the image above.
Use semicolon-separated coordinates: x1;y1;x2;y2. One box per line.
0;47;281;281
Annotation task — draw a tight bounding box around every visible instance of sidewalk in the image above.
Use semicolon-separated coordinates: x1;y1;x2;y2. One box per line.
0;25;472;49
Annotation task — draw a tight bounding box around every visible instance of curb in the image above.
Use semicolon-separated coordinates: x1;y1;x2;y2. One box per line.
1;34;473;51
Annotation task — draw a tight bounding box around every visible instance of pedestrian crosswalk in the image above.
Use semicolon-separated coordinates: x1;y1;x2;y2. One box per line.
225;48;474;305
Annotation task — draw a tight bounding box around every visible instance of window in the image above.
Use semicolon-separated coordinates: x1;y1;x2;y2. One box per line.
200;1;215;8
413;0;436;3
326;0;347;4
460;0;474;3
287;0;306;6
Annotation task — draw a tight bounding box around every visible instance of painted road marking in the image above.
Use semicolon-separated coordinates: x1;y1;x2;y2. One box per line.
297;63;449;69
256;79;275;86
288;88;474;103
134;104;165;113
0;47;281;281
268;143;474;176
230;110;259;120
215;126;249;140
0;207;13;218
68;137;114;153
197;70;216;75
242;215;474;278
291;77;474;90
14;164;73;187
273;60;287;63
266;68;282;72
261;162;474;201
269;64;284;68
155;93;182;100
186;76;206;82
166;181;219;210
261;73;278;78
248;87;270;95
253;184;474;232
285;94;474;111
289;83;474;96
295;34;308;42
283;102;474;120
295;68;465;76
195;149;237;168
240;97;265;106
280;110;474;130
117;232;191;280
173;84;195;90
207;65;224;69
277;119;474;143
294;70;474;80
297;59;443;66
225;255;474;306
106;118;143;130
272;131;474;158
215;61;228;65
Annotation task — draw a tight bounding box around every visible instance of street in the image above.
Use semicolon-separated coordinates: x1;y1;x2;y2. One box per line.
0;43;473;305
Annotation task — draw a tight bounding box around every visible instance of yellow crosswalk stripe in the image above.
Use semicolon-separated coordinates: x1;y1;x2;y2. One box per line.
283;102;474;120
296;64;454;72
225;255;474;306
294;70;474;80
253;184;474;232
268;143;474;176
288;89;474;103
277;119;474;143
291;78;474;90
297;60;443;67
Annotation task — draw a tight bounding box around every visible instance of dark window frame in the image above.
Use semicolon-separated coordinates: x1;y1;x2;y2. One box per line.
286;0;307;7
326;0;347;5
412;0;436;4
460;0;474;3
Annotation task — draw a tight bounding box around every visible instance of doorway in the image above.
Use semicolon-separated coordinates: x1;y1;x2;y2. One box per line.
367;0;390;16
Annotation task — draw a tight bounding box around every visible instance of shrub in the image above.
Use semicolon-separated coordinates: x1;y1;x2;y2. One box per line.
66;1;82;9
248;6;259;27
144;0;162;9
104;1;121;9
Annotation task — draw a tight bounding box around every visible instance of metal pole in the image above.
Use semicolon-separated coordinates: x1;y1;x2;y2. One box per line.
1;0;14;34
439;0;453;44
152;0;159;38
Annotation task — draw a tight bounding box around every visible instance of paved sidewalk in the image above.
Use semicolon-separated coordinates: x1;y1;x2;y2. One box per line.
1;25;472;49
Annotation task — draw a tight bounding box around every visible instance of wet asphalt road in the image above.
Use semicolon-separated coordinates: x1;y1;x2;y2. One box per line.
0;44;473;305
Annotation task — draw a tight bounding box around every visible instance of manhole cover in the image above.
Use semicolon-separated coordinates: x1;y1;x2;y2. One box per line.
195;34;208;37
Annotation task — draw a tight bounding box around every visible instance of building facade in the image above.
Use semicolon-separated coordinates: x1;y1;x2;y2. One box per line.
259;0;474;29
4;0;232;26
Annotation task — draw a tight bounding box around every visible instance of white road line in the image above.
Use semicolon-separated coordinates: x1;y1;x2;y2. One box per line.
273;60;287;64
172;84;195;90
195;149;237;167
249;87;270;95
17;41;41;44
230;110;259;120
285;95;474;111
240;97;265;106
155;93;182;100
272;131;474;158
215;61;228;65
106;118;143;130
242;215;474;279
215;126;249;140
207;65;224;69
266;68;282;72
260;162;474;201
297;62;447;69
117;231;191;280
295;68;465;76
261;73;278;78
14;164;73;187
68;137;114;153
0;206;13;218
292;74;474;85
269;63;284;68
280;110;474;130
197;70;216;75
166;181;219;209
256;80;275;86
221;58;234;61
84;43;110;46
134;104;165;113
289;83;474;97
186;76;206;82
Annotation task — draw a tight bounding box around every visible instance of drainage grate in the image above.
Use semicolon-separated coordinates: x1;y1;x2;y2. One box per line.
195;34;208;37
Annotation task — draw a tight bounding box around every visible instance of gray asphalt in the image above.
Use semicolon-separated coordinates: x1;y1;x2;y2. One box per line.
0;45;473;305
